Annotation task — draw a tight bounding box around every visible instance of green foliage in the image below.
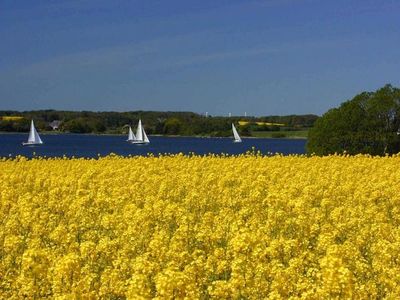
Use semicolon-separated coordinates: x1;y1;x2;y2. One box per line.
251;124;281;131
239;124;251;136
251;130;308;138
307;84;400;155
0;118;30;132
163;118;183;135
271;132;286;138
0;110;318;137
258;114;318;127
66;117;107;133
63;118;93;133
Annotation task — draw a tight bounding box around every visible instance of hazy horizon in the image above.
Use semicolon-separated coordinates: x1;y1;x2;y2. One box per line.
1;0;399;116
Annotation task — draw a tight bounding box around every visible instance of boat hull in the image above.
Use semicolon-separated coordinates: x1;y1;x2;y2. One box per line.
22;142;43;146
130;141;150;145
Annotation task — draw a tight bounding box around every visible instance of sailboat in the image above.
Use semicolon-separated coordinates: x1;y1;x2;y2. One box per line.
131;119;150;144
126;126;136;142
22;120;43;146
232;123;242;143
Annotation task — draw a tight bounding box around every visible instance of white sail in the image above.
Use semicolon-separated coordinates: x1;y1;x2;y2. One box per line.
232;123;242;143
142;126;150;143
127;126;136;141
27;120;36;143
135;119;143;141
34;128;43;144
24;120;43;145
131;119;150;144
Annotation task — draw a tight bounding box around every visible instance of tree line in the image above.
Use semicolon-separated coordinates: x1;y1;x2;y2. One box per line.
307;84;400;155
0;110;318;137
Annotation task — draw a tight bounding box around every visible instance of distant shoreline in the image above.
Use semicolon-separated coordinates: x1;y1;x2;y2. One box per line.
0;110;316;139
0;131;307;139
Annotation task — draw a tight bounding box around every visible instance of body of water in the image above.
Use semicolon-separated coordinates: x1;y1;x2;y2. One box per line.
0;134;307;158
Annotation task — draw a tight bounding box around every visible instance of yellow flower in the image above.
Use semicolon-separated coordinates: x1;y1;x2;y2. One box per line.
0;154;400;298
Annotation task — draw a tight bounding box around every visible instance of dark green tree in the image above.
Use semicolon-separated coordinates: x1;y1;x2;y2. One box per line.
63;118;93;133
307;84;400;155
163;118;184;135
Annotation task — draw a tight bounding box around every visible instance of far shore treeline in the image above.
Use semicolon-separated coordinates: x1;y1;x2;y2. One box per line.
0;110;317;137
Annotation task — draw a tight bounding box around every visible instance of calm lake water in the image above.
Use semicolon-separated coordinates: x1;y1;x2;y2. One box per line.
0;134;307;158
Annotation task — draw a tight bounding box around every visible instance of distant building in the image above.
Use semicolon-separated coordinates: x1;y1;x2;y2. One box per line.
49;120;62;130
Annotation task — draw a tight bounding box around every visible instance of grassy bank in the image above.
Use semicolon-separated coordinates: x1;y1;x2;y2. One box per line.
251;130;308;139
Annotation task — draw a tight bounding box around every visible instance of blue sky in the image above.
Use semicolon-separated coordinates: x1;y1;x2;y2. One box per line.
0;0;399;116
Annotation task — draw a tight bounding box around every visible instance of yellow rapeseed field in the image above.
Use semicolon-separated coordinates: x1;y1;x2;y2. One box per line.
1;154;400;299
